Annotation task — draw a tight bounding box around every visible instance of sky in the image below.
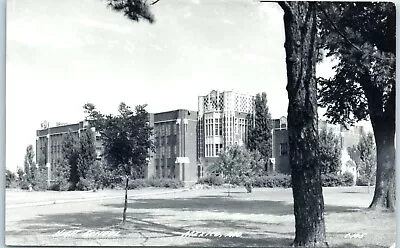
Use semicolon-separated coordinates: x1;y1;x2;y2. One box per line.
6;0;370;172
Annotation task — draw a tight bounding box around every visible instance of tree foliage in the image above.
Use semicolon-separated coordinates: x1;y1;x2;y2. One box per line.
207;145;265;194
247;92;273;161
23;145;36;183
106;0;155;23
84;102;154;178
317;2;395;210
354;132;377;186
5;169;17;188
61;131;80;189
52;159;71;191
317;2;395;125
77;128;97;180
318;127;341;174
84;102;154;223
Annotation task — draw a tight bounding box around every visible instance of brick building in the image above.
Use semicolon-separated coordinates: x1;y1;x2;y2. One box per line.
197;90;255;170
37;110;199;185
147;109;198;184
36;120;102;185
271;116;365;174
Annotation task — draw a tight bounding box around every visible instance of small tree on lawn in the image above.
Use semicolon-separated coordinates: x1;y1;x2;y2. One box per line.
208;145;264;195
86;160;104;191
52;159;71;191
247;92;273;166
5;169;17;188
76;128;97;190
84;102;154;224
32;163;48;191
318;127;342;175
61;130;80;190
357;132;377;191
23;144;36;185
17;166;29;190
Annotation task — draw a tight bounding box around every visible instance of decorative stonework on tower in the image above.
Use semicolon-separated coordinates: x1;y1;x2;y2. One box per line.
197;90;255;166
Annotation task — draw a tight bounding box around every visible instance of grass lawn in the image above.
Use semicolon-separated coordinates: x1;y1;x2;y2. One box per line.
6;186;395;247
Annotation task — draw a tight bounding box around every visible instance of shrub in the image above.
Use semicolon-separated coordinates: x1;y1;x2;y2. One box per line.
225;176;241;186
252;174;291;188
128;179;148;189
127;178;184;189
356;175;375;186
76;177;91;191
5;170;17;188
32;168;48;191
341;171;354;186
321;173;343;187
48;181;72;191
321;172;356;187
149;178;184;188
101;169;123;189
198;175;224;186
18;177;30;190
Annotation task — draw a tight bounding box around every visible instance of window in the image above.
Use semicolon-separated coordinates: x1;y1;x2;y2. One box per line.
215;119;219;136
167;146;171;158
166;124;170;136
280;143;288;156
210;119;214;136
216;144;220;155
206;120;209;136
161;146;165;156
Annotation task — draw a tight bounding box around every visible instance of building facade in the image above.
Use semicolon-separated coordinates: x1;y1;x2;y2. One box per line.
36;110;199;185
197;90;255;169
36;121;102;185
36;91;368;185
271;116;290;173
271;116;365;174
147;109;198;184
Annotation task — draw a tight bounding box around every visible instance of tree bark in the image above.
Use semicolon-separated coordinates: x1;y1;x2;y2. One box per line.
368;115;396;211
122;176;129;223
364;69;396;211
279;2;328;246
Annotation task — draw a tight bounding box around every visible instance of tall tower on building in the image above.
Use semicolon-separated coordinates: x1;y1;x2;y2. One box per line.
197;90;255;167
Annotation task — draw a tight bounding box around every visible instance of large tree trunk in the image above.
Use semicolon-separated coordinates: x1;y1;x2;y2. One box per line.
365;69;396;211
279;2;327;246
369;115;396;211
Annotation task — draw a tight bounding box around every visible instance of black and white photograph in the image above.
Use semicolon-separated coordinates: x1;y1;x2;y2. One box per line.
5;0;396;247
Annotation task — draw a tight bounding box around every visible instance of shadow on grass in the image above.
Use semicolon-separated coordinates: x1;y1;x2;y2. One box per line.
6;198;388;248
341;191;372;194
7;209;296;247
103;197;363;216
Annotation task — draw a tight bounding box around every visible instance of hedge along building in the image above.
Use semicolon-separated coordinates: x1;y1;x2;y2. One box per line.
197;90;255;173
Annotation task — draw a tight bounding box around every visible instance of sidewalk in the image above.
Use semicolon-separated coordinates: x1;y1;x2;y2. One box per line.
6;188;189;209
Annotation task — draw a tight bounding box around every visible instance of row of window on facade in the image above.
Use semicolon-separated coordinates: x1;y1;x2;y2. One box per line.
153;122;189;137
205;143;224;157
154;145;178;159
154;135;180;146
154;159;175;178
204;117;250;137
